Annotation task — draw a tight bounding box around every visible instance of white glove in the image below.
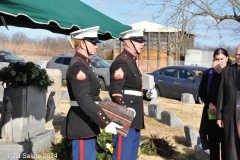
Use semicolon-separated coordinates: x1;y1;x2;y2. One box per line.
146;88;158;99
127;107;136;117
104;122;123;134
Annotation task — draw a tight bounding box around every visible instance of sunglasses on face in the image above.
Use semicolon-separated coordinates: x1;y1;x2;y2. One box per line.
84;37;100;45
132;39;144;43
86;40;97;46
130;36;146;43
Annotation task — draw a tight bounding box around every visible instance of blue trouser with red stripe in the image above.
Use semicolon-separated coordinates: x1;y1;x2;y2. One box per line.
112;128;140;160
72;137;96;160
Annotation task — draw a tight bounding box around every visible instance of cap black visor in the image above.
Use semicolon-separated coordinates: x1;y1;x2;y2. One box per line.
119;36;147;42
84;37;101;43
130;36;147;42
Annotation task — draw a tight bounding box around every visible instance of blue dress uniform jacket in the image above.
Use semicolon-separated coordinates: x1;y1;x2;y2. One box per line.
61;53;111;139
109;49;150;129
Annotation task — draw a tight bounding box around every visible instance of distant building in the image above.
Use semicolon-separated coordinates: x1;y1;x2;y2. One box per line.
184;49;213;68
113;21;195;71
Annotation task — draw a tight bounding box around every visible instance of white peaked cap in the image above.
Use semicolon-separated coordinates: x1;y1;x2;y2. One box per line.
70;26;100;39
119;28;145;39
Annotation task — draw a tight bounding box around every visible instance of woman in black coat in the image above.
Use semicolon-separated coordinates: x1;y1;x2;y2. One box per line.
217;46;240;160
199;48;230;160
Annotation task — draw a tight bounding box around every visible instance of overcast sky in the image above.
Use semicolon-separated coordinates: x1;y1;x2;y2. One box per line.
0;0;239;48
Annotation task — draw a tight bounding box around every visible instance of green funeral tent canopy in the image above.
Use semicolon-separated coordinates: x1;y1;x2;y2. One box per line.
0;0;131;40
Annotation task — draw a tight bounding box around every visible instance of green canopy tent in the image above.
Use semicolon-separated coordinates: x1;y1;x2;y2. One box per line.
0;0;131;40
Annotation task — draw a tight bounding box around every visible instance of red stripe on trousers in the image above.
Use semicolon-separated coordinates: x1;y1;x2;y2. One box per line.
118;135;122;160
80;140;84;160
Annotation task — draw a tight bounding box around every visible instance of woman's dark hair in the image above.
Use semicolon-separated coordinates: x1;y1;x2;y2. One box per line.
213;48;232;66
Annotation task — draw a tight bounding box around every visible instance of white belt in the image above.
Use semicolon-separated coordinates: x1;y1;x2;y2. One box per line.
123;90;142;96
70;101;99;106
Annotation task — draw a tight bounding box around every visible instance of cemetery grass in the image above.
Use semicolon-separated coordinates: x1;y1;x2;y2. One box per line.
41;91;203;160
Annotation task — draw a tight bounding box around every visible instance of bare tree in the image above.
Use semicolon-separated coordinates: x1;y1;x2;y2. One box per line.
143;0;240;39
126;0;240;64
146;1;197;65
11;32;31;45
96;40;114;60
169;8;196;64
0;32;10;43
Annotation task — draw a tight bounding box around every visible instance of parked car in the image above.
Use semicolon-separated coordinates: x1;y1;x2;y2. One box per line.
0;50;25;63
147;65;208;103
38;61;49;69
46;54;110;90
0;50;41;68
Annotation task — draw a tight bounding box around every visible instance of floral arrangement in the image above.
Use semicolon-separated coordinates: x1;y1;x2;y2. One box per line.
54;130;139;160
96;129;142;160
52;138;72;160
51;131;177;159
139;135;177;158
97;132;177;159
0;62;54;92
53;130;113;160
96;129;114;160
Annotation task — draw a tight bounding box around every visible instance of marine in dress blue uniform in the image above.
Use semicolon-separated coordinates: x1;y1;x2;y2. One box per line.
61;26;122;160
109;29;157;160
